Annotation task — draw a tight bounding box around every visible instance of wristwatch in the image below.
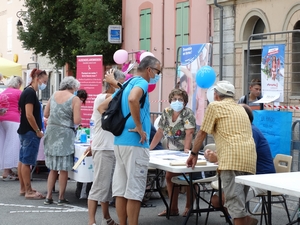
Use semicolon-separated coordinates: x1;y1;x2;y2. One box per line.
190;151;198;156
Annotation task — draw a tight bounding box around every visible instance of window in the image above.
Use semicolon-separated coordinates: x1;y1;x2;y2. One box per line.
41;72;51;100
175;1;189;52
140;9;151;51
292;21;300;96
7;17;12;52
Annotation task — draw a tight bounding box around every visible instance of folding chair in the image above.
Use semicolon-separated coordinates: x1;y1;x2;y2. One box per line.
257;154;292;225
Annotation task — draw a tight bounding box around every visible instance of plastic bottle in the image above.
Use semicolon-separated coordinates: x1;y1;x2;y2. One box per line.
90;119;95;141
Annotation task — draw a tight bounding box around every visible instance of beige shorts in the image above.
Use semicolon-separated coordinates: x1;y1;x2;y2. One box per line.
88;150;116;202
220;170;250;219
112;145;149;201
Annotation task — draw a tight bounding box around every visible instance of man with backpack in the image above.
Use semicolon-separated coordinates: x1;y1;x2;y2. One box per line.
238;78;263;110
98;56;161;225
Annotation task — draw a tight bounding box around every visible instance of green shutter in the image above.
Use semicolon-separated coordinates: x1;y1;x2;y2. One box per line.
176;2;189;52
140;9;151;51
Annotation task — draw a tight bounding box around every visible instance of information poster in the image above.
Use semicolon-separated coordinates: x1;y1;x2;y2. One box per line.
261;44;285;102
76;55;103;127
253;110;292;157
179;43;212;128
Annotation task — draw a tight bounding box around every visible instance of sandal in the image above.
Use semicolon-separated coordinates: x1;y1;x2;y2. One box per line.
158;209;179;216
2;174;19;181
57;199;69;205
25;191;45;200
44;198;53;205
101;218;119;225
182;208;193;217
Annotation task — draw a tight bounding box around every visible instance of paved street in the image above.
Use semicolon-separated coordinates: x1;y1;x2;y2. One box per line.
0;170;298;225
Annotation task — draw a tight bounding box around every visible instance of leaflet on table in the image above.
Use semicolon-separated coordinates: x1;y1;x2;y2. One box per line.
150;150;205;161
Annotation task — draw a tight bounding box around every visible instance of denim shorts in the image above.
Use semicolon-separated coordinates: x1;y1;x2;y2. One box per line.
19;131;41;166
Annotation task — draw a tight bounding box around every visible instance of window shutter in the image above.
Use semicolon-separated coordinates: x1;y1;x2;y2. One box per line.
140;9;151;51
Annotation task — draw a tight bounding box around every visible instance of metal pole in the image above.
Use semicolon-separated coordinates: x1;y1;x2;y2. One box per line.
214;0;223;81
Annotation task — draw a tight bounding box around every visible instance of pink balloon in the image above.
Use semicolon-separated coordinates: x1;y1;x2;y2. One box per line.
122;61;130;72
135;50;146;64
148;83;156;93
140;52;154;62
113;49;128;64
125;74;133;81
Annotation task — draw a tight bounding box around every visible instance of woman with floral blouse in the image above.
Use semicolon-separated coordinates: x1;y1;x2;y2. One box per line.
150;88;196;217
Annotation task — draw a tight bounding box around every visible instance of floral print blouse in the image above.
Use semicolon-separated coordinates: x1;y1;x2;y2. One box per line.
158;107;196;150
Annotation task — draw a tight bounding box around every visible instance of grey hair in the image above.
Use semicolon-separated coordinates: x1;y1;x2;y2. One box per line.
214;88;234;99
59;76;80;90
0;73;3;80
105;69;126;90
137;56;160;71
7;76;23;88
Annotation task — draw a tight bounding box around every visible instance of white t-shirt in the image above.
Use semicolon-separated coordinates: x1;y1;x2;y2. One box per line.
91;93;114;151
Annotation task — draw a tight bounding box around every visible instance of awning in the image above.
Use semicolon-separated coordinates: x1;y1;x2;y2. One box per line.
0;57;22;78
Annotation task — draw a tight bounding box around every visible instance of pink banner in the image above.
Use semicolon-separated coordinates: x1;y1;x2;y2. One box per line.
76;55;103;127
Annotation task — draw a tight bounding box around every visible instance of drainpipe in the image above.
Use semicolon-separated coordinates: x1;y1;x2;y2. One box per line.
214;0;223;81
158;0;165;112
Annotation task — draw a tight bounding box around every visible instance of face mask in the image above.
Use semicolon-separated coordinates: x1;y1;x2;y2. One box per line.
149;74;161;84
74;91;78;96
170;100;184;112
38;83;47;91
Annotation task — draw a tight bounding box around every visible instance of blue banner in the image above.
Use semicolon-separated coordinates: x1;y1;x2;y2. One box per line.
180;44;205;66
253;110;292;157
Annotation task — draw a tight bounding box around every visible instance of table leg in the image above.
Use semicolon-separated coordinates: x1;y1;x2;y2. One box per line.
182;173;194;225
154;169;169;219
267;190;272;225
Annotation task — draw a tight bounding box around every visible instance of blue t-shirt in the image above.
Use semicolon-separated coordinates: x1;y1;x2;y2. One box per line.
252;124;276;174
114;77;151;148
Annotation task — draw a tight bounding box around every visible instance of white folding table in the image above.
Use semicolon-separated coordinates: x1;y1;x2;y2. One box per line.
149;150;231;225
236;172;300;225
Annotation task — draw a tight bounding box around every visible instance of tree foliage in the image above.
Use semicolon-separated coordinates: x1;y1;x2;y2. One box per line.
18;0;122;72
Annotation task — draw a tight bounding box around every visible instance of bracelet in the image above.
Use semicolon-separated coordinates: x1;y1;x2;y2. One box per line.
35;128;40;133
117;82;122;88
190;151;198;156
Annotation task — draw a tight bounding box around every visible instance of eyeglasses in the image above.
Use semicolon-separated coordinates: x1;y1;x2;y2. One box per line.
150;67;162;75
171;97;184;102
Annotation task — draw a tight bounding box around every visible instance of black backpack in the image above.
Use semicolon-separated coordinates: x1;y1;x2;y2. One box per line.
101;77;147;136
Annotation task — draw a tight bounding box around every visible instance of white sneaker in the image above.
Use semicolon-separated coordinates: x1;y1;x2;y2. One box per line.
101;218;119;225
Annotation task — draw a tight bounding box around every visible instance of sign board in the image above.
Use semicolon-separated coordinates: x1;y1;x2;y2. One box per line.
108;25;122;44
76;55;103;127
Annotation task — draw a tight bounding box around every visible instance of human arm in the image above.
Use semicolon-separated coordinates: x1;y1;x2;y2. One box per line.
186;130;207;169
98;95;113;114
73;96;81;125
128;86;147;144
84;145;92;157
149;128;164;150
25;103;43;138
183;128;195;153
43;100;50;118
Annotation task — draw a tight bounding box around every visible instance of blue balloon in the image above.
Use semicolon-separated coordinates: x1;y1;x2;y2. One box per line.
196;66;216;89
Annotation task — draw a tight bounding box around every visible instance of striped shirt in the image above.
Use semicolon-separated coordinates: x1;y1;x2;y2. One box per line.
201;98;256;174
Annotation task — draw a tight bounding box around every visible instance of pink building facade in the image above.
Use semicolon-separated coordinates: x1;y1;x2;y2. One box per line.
122;0;213;112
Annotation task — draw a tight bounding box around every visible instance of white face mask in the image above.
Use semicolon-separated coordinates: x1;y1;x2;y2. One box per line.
170;100;184;112
38;83;47;91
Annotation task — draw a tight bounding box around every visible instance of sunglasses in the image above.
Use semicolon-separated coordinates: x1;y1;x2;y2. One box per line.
150;67;161;75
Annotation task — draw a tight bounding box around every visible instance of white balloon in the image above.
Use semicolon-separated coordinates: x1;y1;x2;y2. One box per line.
140;52;154;62
206;87;215;103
